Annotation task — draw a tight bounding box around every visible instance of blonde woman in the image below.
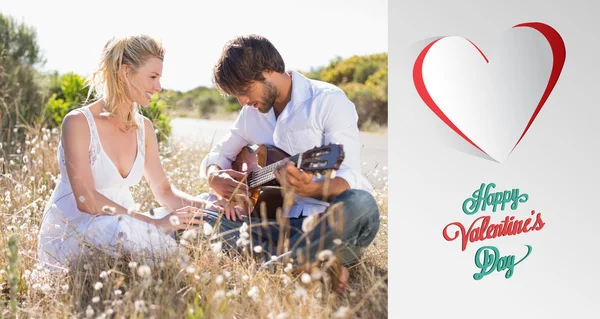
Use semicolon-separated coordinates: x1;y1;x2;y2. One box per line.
37;34;225;268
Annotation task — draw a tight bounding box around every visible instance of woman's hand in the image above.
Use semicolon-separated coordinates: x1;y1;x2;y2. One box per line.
154;206;207;233
201;200;225;214
214;198;248;222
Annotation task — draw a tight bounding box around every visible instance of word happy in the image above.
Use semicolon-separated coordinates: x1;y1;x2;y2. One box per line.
462;182;529;215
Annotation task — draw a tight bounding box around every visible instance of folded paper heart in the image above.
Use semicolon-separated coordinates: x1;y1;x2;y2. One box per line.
413;22;566;163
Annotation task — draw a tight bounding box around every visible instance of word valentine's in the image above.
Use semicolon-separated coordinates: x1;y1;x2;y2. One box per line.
442;210;545;251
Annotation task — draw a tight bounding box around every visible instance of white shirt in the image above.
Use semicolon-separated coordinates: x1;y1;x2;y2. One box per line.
200;71;372;217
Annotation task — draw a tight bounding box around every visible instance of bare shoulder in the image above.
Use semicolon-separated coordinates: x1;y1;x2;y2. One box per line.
60;109;92;153
61;109;89;134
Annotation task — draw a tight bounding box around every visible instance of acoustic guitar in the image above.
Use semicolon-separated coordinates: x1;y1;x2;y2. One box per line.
230;143;345;218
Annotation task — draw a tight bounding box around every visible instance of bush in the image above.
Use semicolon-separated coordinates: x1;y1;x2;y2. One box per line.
310;53;388;129
197;95;218;118
353;60;381;84
320;56;358;84
141;94;172;142
45;72;90;126
167;86;239;118
223;95;241;113
365;68;388;90
319;53;387;86
339;82;387;129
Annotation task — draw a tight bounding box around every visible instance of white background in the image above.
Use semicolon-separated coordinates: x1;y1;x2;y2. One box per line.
390;0;600;318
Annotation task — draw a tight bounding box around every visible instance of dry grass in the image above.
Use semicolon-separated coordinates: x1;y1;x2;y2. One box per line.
0;126;388;318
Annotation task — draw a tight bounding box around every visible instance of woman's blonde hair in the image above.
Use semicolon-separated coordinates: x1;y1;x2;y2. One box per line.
86;34;165;132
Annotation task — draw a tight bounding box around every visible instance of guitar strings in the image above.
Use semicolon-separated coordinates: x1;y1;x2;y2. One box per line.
247;154;301;188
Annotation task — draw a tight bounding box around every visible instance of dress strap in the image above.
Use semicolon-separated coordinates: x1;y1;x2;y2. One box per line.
136;112;146;158
76;107;101;166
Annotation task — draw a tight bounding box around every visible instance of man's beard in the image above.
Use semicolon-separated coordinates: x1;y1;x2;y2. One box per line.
258;80;278;114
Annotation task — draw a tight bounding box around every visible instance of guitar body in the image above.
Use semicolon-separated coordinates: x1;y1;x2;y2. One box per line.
232;144;289;218
229;143;345;219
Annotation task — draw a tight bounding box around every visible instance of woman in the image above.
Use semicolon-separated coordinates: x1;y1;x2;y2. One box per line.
37;34;229;268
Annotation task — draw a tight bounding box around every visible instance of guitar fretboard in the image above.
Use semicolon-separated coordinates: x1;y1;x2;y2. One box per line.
247;154;300;188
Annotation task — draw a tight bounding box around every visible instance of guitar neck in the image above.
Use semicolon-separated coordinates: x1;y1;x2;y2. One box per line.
247;154;300;189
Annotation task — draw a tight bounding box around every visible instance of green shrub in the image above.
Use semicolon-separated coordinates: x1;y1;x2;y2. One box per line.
353;60;381;84
44;72;90;126
197;95;218;118
365;68;388;90
318;53;387;85
320;56;359;84
312;53;388;129
223;95;241;113
141;94;172;142
340;82;387;129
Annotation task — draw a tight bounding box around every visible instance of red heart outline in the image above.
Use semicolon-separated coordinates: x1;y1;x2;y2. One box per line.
413;22;566;157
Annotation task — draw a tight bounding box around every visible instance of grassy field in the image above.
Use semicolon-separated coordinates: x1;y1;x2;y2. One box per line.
0;127;388;318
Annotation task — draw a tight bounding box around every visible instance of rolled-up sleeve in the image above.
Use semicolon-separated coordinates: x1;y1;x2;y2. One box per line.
320;91;371;192
199;112;250;179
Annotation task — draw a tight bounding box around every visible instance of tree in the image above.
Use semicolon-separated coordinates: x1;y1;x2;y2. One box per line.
0;13;45;142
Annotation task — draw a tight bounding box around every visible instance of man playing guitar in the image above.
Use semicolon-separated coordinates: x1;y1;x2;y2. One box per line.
199;34;380;292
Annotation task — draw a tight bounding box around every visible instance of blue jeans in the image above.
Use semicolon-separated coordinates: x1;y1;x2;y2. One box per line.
201;189;380;267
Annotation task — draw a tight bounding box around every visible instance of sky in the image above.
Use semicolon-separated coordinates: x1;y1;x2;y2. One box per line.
0;0;388;92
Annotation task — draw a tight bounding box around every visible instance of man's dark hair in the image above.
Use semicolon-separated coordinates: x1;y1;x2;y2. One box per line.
213;34;285;96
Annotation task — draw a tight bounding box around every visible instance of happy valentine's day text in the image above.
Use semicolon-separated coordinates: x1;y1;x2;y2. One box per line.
442;182;546;280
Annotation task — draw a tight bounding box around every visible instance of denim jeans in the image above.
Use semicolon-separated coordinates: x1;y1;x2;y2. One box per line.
197;189;380;267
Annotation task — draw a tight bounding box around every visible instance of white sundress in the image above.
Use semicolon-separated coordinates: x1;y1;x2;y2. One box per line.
37;107;179;269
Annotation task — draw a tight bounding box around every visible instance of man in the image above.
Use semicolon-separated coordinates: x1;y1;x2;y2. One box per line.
199;34;380;291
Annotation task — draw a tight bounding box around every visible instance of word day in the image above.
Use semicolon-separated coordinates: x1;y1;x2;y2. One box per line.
473;245;532;280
